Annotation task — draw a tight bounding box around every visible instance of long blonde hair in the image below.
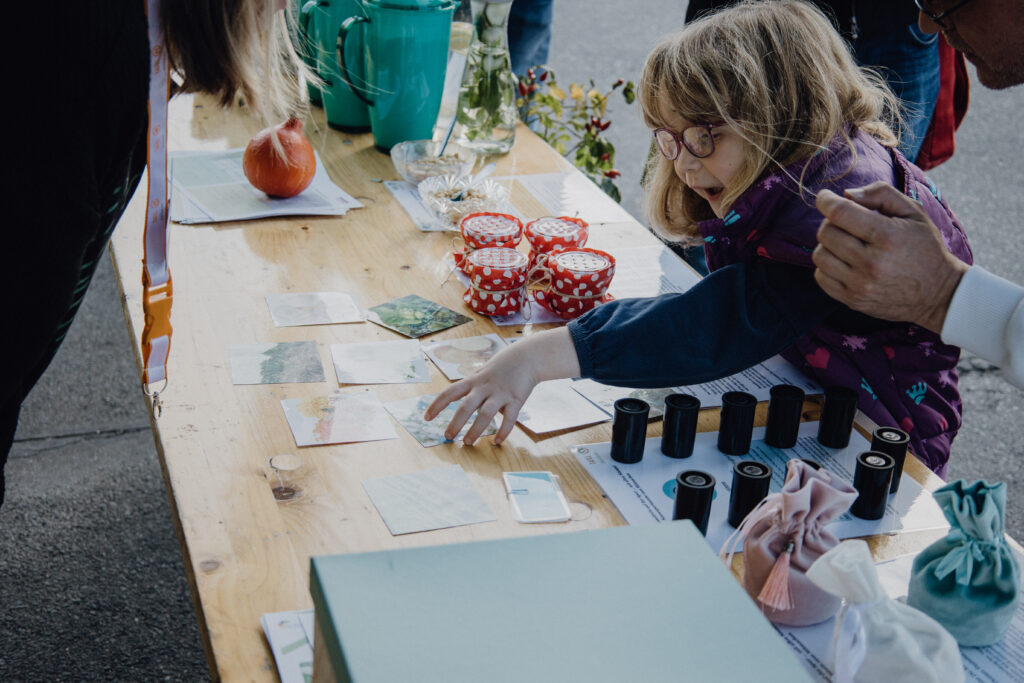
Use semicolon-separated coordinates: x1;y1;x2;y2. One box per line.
163;0;310;124
640;0;901;243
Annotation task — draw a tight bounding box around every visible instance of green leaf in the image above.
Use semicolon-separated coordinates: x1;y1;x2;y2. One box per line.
599;177;622;203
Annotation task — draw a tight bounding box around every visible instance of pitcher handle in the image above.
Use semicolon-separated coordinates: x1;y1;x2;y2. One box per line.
337;15;374;106
298;0;319;64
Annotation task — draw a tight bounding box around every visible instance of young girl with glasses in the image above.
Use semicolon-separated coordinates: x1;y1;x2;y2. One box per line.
425;0;972;476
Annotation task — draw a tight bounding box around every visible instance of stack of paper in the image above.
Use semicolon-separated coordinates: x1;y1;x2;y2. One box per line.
170;149;362;223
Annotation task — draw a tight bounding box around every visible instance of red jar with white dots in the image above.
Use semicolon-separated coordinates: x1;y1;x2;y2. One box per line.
454;212;524;275
524;216;589;272
462;247;529;317
534;247;615;319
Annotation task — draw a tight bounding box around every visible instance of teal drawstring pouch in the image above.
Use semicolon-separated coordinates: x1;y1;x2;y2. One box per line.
907;480;1020;646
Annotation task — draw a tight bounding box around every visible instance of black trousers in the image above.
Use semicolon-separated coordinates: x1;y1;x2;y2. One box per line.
0;171;144;506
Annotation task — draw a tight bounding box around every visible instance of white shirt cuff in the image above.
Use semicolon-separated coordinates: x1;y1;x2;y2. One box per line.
942;265;1024;388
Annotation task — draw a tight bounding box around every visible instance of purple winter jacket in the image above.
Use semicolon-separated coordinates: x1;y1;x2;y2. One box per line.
699;128;973;476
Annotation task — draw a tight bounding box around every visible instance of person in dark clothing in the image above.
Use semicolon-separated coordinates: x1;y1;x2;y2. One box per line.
424;0;971;474
0;0;306;506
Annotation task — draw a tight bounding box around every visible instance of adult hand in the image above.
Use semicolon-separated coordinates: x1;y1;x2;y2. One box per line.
424;327;580;446
813;182;968;334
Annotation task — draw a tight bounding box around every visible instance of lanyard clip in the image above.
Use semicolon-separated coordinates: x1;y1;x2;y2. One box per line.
141;275;173;401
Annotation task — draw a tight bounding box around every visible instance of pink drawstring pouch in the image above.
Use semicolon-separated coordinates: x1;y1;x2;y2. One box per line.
721;459;858;626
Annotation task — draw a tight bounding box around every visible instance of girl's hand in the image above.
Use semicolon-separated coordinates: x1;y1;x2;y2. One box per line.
423;327;581;446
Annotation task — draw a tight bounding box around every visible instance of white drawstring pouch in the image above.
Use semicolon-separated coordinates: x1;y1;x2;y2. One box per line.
805;540;964;683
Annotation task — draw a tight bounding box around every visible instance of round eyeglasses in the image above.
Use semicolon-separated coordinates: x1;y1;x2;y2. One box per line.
913;0;974;30
653;123;717;160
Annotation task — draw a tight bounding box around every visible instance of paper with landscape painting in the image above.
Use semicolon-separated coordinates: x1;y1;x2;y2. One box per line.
265;292;364;327
366;294;472;338
421;334;508;380
280;391;398;447
331;340;431;385
229;341;326;385
384;393;497;447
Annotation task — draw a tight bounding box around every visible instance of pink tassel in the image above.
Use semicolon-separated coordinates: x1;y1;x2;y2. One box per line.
758;539;795;611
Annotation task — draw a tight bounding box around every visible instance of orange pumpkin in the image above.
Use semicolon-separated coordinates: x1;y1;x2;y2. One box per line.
242;118;316;198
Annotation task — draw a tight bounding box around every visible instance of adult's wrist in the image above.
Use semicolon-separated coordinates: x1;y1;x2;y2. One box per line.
916;257;969;334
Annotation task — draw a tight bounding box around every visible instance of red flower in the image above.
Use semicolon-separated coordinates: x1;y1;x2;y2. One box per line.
603;169;621;179
539;71;548;82
600;153;610;162
518;82;527;97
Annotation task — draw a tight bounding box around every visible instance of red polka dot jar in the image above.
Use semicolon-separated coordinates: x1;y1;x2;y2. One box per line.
454;212;523;275
524;216;589;272
534;248;615;319
462;247;529;317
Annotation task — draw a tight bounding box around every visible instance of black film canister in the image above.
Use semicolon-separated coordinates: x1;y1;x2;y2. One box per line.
871;427;910;494
727;460;772;528
764;384;805;449
661;393;701;458
610;398;650;464
673;470;716;536
850;451;895;520
816;386;859;449
717;391;757;455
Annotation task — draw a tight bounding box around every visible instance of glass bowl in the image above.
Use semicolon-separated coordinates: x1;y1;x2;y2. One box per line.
390;140;476;185
417;175;510;230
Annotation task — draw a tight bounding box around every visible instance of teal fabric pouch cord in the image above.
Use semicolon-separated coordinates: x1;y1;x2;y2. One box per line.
907;480;1021;646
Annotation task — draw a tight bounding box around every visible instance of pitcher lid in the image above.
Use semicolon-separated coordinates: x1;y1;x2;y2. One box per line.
363;0;455;9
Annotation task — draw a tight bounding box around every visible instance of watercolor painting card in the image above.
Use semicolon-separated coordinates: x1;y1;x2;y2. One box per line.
517;379;611;434
229;341;326;385
366;294;472;338
362;464;496;535
331;339;431;384
280;391;398;447
260;610;314;683
421;334;508;380
384;393;497;447
265;292;364;327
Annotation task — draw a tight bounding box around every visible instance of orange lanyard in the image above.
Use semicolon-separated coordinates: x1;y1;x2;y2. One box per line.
142;0;172;416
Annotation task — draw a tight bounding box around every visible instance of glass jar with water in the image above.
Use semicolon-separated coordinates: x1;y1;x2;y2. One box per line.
454;0;517;154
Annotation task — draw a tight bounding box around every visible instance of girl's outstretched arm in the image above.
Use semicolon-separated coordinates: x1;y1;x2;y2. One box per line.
424;327;581;446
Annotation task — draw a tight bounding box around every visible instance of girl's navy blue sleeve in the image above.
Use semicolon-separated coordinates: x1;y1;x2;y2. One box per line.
567;260;843;387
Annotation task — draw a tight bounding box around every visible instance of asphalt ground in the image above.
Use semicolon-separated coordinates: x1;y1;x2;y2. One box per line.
2;1;1022;680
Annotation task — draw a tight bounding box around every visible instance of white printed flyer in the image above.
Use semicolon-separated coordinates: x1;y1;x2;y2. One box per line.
573;421;947;553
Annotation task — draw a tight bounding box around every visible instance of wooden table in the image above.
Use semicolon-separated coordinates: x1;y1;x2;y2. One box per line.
110;93;949;681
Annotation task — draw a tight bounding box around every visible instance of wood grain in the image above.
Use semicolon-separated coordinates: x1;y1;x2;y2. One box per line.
110;94;950;682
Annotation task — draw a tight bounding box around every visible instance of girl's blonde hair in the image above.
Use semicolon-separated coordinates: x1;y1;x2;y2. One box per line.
163;0;311;124
640;0;901;243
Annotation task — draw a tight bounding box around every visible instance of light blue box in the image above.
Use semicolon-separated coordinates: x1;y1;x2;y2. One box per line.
310;522;812;682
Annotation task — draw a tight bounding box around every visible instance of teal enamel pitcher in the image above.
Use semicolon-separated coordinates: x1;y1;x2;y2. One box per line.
301;0;372;131
338;0;456;151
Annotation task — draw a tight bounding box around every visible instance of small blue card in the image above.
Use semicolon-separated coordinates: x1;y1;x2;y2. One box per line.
502;471;571;523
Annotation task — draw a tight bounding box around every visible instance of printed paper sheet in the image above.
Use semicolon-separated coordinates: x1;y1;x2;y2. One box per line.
573;421;947;553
